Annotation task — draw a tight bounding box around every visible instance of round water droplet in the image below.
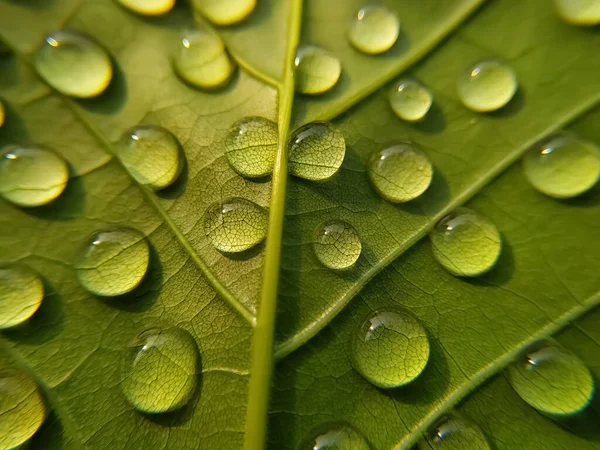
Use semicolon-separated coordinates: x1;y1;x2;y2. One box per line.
204;198;268;253
457;60;517;112
174;30;234;90
75;228;150;297
0;368;46;449
122;327;199;414
0;265;44;330
294;46;341;95
225;116;278;178
389;79;433;122
0;145;69;207
348;5;400;55
298;422;370;450
117;0;174;15
194;0;256;25
508;340;594;417
368;142;433;203
421;413;491;450
288;122;345;181
352;308;429;388
554;0;600;25
34;31;113;98
0;100;5;128
430;208;501;277
116;125;183;190
313;220;361;270
523;134;600;199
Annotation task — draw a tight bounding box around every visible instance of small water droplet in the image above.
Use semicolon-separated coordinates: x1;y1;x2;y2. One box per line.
352;308;429;388
368;142;433;203
0;265;44;330
0;145;69;207
116;125;183;190
34;31;113;98
288;122;345;181
313;220;361;270
422;413;491;450
75;227;150;297
508;339;594;417
348;5;400;55
554;0;600;25
193;0;256;25
204;198;268;253
122;327;199;414
457;60;517;112
174;30;234;90
389;79;433;122
523;134;600;199
294;46;341;95
430;208;501;277
298;422;370;450
117;0;174;15
225;117;278;178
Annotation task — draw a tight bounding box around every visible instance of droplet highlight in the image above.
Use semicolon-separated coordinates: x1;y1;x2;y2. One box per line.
348;5;400;55
457;60;517;112
0;265;44;330
225;116;278;178
294;46;341;95
298;422;370;450
313;220;361;270
34;31;113;98
118;0;174;15
389;79;433;122
554;0;600;25
193;0;256;25
422;413;491;450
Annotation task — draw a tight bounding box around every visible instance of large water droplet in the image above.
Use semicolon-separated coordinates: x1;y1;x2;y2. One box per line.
75;228;150;297
368;142;433;203
204;198;268;253
118;0;174;15
0;145;69;207
0;265;44;330
122;327;199;414
225;116;278;178
523;134;600;199
0;368;47;449
554;0;600;25
116;125;183;190
421;413;491;450
457;60;517;112
174;30;234;90
348;5;400;55
193;0;256;25
430;208;501;277
34;31;113;98
298;422;370;450
313;220;361;270
288;122;345;181
389;79;433;122
294;46;341;95
508;340;594;417
352;308;429;388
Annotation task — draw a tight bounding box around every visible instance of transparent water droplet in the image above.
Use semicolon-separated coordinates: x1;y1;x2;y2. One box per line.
352;308;429;388
298;422;370;450
348;5;400;55
508;339;594;417
193;0;256;25
34;31;113;98
75;227;150;297
122;327;199;414
0;100;5;128
117;0;174;16
430;208;501;277
294;46;341;95
174;30;235;90
313;220;361;270
368;142;433;203
0;265;44;330
225;116;278;178
204;198;268;253
288;122;345;181
116;125;183;190
0;145;69;207
0;368;47;449
389;79;433;122
554;0;600;25
422;413;491;450
457;60;517;112
523;134;600;199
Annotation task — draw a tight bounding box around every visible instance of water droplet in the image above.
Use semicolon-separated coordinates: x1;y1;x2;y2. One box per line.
0;368;47;449
0;100;5;128
430;208;501;277
508;340;594;417
457;60;517;112
0;265;44;330
0;145;69;207
288;122;345;181
174;30;234;90
389;79;433;122
352;308;429;388
116;125;183;190
348;5;400;55
313;220;361;270
117;0;174;15
298;422;370;450
75;227;150;297
294;46;341;95
122;327;199;414
523;134;600;199
368;142;433;203
554;0;600;25
422;413;491;450
225;116;278;178
193;0;256;25
204;198;268;253
34;31;113;98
